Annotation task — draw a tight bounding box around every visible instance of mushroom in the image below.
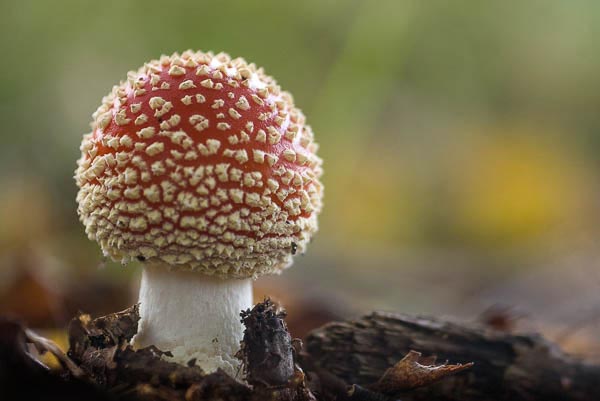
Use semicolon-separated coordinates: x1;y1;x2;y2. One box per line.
75;50;323;375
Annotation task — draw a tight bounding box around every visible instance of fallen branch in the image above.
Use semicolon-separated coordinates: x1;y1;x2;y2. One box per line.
304;312;600;401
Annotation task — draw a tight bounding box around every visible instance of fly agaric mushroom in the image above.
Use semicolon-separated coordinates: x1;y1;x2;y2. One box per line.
75;50;323;374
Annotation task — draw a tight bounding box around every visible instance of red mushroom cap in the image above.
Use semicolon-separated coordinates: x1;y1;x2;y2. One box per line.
75;50;323;277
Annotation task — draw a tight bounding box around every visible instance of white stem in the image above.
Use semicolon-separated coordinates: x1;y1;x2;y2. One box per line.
131;265;253;375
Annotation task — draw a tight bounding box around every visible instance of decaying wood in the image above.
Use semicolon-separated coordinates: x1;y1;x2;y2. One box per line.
0;304;473;401
304;311;600;401
67;305;250;400
302;346;472;401
238;299;316;401
7;302;593;401
239;299;296;386
63;300;318;401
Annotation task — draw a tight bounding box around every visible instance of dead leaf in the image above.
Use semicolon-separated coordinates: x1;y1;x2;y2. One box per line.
372;350;473;394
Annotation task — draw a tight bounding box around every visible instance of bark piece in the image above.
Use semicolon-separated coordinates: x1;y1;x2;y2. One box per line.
238;299;316;401
304;312;600;401
239;299;295;386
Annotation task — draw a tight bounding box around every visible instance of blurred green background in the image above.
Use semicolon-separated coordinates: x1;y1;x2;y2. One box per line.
1;0;599;357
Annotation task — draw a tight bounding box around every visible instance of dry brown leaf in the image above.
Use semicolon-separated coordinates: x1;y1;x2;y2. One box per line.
372;350;473;394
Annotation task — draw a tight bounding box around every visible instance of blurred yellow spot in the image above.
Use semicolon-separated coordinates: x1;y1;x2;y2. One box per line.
37;329;68;370
453;129;588;244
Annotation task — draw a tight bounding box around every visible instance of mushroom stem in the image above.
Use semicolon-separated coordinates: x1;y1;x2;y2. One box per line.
132;264;252;375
